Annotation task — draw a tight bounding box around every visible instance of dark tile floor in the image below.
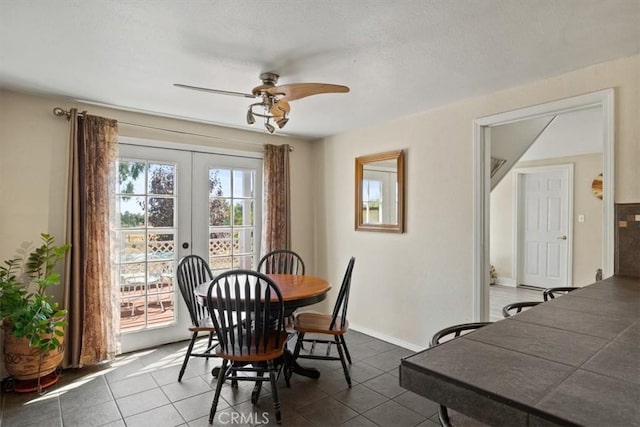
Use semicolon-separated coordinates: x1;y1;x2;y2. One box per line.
0;331;445;426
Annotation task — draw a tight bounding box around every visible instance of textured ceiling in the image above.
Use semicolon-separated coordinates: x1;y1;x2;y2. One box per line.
1;0;638;139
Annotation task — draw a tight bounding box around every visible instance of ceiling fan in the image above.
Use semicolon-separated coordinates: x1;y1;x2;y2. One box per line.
174;72;349;133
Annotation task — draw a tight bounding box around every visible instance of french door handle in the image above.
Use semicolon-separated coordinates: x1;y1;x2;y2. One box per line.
182;242;190;249
557;235;567;240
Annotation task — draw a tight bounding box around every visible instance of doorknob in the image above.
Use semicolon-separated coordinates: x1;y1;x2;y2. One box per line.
557;235;567;240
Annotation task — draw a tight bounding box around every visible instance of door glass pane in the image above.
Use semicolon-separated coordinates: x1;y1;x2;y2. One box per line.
235;228;254;255
118;161;146;194
148;232;175;260
118;196;146;228
209;199;231;226
120;231;145;262
211;255;233;272
148;163;175;195
148;197;174;227
233;169;254;197
234;200;253;226
208;168;256;275
116;159;178;333
234;255;254;269
211;169;231;197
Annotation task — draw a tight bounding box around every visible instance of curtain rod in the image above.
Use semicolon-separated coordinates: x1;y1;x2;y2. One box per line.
52;107;294;151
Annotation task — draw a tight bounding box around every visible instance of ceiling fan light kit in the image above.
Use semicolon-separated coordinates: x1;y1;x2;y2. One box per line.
175;72;349;134
246;108;256;125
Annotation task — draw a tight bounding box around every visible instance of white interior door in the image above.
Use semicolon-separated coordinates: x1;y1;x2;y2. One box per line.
518;166;572;288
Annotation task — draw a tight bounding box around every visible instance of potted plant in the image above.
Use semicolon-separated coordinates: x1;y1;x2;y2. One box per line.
0;233;70;392
489;264;498;285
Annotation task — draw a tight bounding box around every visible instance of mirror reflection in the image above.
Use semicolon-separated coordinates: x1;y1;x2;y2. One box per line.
355;150;404;233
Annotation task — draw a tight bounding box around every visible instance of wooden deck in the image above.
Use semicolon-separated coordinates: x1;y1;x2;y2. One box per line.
119;292;175;332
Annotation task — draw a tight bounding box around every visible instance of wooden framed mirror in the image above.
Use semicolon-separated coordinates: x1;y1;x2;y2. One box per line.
355;150;405;233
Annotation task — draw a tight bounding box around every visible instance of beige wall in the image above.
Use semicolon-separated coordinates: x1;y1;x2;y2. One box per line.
0;89;316;301
490;153;603;287
315;55;639;349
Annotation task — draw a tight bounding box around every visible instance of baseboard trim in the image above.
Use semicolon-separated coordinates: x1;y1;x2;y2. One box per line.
495;277;517;287
349;323;424;352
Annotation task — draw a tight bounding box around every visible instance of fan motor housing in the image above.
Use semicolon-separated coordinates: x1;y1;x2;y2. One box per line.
259;72;279;86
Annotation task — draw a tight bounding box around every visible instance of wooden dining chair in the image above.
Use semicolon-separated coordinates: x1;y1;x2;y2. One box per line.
542;286;578;301
430;322;492;427
257;249;306;275
502;301;541;318
205;270;289;425
292;257;356;387
175;255;218;382
258;249;306;331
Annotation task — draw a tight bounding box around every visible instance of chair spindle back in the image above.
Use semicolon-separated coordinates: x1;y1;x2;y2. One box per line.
258;249;306;275
329;257;356;330
502;301;541;318
177;255;213;327
542;287;578;301
206;270;284;357
430;322;492;347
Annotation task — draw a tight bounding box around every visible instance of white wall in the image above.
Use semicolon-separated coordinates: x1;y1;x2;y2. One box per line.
315;55;639;349
490;153;603;287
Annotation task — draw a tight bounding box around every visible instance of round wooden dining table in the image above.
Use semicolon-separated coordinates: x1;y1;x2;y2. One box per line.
194;273;331;379
194;273;331;315
266;273;331;315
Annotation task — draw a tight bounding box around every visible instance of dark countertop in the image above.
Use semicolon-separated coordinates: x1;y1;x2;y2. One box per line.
399;275;640;426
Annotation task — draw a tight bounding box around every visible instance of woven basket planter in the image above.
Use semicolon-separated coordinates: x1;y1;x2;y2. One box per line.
3;320;65;381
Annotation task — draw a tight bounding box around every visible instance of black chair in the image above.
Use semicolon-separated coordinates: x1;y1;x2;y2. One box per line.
258;249;306;332
175;255;218;382
542;286;578;301
257;249;306;275
292;257;355;387
430;322;492;427
206;270;289;425
502;301;541;318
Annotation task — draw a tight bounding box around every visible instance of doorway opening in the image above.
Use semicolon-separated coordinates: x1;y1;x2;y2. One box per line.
473;89;614;321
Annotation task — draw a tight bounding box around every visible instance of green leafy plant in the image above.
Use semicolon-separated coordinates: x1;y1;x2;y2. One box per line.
489;264;498;285
0;233;70;353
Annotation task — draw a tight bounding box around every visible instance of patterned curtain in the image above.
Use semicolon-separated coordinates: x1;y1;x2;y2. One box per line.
63;110;119;367
262;144;291;254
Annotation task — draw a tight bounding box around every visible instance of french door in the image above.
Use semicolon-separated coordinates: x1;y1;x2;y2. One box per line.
116;143;262;353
